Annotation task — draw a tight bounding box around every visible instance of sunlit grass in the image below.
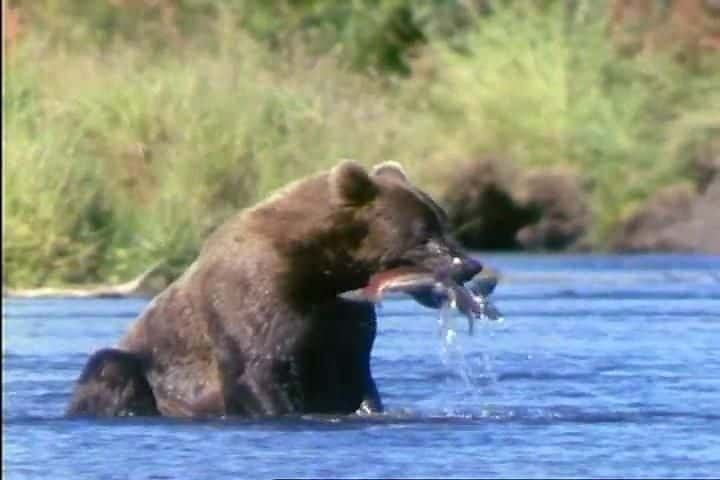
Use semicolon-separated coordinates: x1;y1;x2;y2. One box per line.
3;0;718;286
406;0;720;243
2;21;426;286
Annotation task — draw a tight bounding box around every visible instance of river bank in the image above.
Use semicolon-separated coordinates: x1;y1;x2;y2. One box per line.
4;1;719;289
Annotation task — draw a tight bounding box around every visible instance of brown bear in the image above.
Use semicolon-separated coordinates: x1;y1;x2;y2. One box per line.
66;160;482;418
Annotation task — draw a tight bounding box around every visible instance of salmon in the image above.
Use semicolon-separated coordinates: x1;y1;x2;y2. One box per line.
339;267;502;335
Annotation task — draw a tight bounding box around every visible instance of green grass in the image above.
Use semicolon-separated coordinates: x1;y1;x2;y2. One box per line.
403;0;720;244
2;17;428;286
3;0;719;287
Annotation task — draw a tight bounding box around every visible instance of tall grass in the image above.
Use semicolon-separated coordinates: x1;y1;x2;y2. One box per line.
3;15;429;286
4;0;719;287
404;0;720;243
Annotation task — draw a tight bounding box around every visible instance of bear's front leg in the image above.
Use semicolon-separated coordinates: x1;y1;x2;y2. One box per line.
229;364;303;416
356;374;383;415
211;347;304;417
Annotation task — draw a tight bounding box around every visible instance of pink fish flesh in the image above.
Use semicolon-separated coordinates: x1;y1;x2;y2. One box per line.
339;267;499;335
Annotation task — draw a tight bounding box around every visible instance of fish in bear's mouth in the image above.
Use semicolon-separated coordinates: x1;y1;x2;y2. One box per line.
339;263;501;335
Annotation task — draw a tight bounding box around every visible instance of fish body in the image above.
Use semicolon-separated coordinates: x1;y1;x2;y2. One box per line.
339;267;443;303
339;266;502;335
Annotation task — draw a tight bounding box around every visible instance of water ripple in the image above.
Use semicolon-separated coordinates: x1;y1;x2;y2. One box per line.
5;407;720;430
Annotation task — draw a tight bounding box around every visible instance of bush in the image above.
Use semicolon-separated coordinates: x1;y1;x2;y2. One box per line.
3;13;429;286
4;0;719;286
404;0;720;243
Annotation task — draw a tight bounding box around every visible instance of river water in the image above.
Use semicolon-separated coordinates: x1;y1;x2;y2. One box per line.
3;254;720;479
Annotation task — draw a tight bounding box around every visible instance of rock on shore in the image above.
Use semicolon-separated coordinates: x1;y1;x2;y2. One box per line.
442;157;591;251
612;179;720;254
612;145;720;254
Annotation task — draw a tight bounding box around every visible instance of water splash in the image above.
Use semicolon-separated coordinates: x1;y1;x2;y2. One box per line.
436;291;503;406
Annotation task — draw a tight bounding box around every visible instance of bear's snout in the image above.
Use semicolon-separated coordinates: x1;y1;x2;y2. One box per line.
410;240;482;285
450;255;483;284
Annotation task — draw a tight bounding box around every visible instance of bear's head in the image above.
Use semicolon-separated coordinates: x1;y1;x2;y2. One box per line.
278;159;482;307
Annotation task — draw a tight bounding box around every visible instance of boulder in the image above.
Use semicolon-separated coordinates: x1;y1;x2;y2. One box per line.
442;158;537;250
612;180;720;253
663;179;720;253
442;157;590;251
611;184;697;252
514;167;591;251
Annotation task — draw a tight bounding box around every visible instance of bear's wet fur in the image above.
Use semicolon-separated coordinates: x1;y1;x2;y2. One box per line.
67;348;158;416
66;160;482;418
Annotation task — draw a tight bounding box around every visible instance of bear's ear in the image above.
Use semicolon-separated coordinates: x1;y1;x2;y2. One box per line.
330;159;379;206
371;161;408;183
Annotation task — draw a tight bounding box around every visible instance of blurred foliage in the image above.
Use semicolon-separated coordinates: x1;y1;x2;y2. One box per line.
13;0;467;74
4;0;719;286
408;0;720;242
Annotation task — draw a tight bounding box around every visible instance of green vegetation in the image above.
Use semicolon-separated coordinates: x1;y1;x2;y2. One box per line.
4;0;719;287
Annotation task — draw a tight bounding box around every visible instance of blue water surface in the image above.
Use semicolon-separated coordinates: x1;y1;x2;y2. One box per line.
3;254;720;479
